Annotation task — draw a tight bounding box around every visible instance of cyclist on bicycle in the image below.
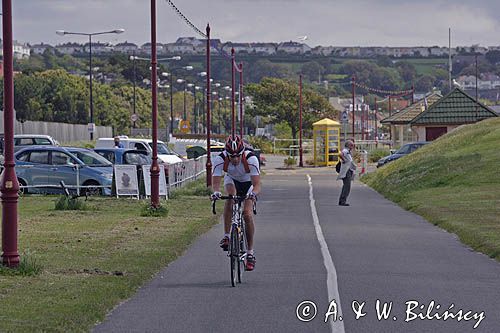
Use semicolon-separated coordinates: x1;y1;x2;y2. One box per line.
211;135;261;271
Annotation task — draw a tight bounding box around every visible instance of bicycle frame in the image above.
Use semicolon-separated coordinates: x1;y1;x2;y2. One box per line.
212;195;253;287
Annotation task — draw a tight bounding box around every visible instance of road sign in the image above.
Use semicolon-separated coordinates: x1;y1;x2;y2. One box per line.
87;123;95;133
180;120;191;134
130;113;138;122
341;111;348;122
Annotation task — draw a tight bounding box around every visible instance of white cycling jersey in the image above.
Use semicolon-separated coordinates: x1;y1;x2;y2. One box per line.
212;151;260;183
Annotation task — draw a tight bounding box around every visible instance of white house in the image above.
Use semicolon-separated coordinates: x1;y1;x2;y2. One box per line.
140;43;165;55
114;41;138;55
31;43;54;55
84;42;113;54
251;43;277;55
55;42;84;55
277;41;311;54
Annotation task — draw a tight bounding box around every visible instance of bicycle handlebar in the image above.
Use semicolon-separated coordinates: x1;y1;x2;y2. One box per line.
211;195;257;215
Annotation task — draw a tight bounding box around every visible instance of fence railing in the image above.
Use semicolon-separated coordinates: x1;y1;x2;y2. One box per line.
167;155;207;191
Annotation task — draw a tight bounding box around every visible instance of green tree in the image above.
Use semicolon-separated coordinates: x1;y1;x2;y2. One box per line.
245;77;337;139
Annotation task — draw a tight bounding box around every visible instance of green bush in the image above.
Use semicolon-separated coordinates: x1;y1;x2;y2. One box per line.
140;203;169;217
369;148;391;163
284;156;297;167
0;250;42;276
54;196;87;210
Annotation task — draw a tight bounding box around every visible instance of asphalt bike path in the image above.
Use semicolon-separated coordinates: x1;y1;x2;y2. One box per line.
95;160;500;332
94;167;332;332
308;172;500;332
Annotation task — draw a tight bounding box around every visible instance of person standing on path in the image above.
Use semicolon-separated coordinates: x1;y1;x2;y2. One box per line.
337;139;356;206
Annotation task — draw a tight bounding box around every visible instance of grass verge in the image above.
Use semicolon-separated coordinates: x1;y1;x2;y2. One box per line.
0;180;218;332
362;117;500;261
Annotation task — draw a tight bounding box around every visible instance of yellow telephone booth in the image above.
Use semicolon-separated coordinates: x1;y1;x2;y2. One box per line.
313;118;341;166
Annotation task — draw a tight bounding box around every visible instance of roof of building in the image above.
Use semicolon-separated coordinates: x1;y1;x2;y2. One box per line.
410;88;498;125
313;118;340;126
381;92;442;124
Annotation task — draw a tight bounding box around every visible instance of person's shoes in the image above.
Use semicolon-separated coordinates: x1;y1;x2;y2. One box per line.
339;203;350;206
219;236;229;251
245;254;256;271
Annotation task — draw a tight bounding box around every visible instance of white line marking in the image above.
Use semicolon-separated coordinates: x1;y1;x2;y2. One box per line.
307;174;345;333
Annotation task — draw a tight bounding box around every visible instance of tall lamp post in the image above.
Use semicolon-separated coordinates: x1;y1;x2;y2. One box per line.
166;65;193;134
56;28;125;140
2;0;20;267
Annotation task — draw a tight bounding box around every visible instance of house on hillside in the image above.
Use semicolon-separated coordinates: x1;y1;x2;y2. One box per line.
55;42;84;55
381;92;442;146
31;43;54;55
114;41;138;55
251;43;277;55
277;41;311;54
410;88;498;141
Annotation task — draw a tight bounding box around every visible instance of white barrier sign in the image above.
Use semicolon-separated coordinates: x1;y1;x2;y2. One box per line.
114;165;139;198
143;165;168;198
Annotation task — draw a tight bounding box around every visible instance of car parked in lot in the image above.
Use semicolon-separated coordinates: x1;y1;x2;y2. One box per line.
93;148;152;165
376;142;429;168
13;134;59;152
95;137;183;165
15;146;113;195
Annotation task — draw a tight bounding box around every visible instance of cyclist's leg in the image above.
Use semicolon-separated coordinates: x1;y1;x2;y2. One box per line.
223;175;237;235
243;199;255;251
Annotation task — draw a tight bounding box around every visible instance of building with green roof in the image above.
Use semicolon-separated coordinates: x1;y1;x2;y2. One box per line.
410;88;497;141
381;92;442;146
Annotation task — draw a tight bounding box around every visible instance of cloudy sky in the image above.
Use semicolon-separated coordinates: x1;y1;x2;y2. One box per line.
10;0;500;47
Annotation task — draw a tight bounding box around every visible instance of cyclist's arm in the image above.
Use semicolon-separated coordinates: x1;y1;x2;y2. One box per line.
212;175;223;193
250;174;261;196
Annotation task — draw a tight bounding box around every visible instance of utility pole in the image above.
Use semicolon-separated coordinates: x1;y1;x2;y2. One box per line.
449;28;452;91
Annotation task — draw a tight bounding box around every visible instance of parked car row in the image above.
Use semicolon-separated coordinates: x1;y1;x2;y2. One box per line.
1;135;193;196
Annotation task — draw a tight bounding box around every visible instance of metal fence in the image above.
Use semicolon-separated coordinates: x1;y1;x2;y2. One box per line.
0;112;113;143
167;155;207;191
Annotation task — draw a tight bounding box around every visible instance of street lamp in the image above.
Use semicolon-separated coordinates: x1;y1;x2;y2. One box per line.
167;65;192;135
56;28;125;140
176;78;187;121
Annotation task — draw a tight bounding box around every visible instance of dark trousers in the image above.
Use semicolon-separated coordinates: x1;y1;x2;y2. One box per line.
339;170;353;204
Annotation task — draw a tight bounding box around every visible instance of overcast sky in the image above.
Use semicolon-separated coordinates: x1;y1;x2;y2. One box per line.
10;0;500;47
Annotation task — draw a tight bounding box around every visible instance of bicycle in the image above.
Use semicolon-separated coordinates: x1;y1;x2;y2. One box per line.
213;195;257;287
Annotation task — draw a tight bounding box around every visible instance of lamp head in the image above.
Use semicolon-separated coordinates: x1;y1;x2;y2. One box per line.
56;30;66;36
113;29;125;34
172;56;181;60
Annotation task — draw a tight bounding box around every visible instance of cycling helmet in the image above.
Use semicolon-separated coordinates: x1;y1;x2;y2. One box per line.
225;135;244;156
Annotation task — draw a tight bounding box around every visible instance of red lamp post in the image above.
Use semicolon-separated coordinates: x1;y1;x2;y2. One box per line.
231;48;236;138
149;0;160;208
206;24;212;188
1;0;20;267
239;63;244;138
351;75;356;140
299;74;304;167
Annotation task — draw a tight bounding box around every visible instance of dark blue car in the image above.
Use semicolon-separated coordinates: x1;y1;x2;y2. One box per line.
376;142;429;168
15;146;113;195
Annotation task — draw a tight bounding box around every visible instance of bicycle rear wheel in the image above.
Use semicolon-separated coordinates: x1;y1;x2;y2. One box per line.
230;226;239;287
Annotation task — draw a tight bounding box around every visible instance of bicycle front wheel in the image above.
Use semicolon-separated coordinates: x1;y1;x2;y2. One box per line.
230;226;239;287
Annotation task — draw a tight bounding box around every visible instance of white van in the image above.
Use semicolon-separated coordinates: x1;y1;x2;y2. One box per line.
95;136;183;165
